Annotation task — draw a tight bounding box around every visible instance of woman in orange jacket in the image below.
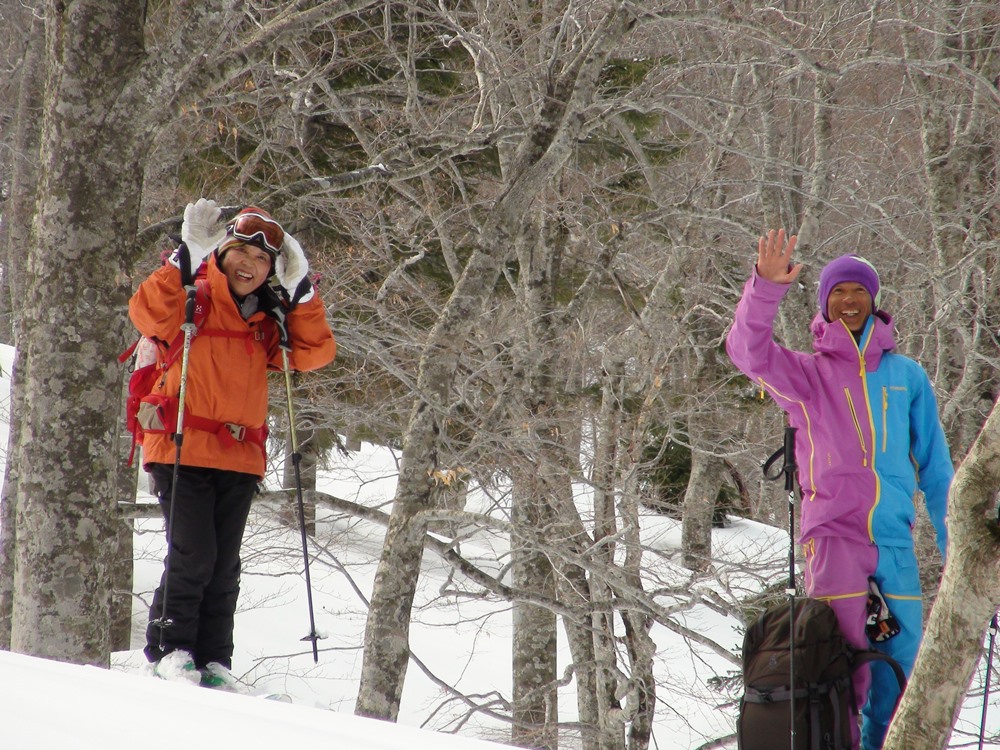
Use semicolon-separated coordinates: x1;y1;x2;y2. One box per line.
130;199;335;688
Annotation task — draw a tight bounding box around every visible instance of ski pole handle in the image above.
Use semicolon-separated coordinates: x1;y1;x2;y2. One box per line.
267;292;292;352
783;425;797;476
182;285;197;332
784;425;798;595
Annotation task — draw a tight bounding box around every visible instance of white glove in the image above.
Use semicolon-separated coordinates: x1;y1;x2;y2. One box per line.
181;198;226;267
275;233;314;306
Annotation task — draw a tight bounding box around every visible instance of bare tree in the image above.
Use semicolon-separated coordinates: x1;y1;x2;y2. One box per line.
355;2;639;723
897;2;1000;456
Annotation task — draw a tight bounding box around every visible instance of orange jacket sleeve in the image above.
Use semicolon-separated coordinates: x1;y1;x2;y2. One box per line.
275;293;336;372
128;264;188;344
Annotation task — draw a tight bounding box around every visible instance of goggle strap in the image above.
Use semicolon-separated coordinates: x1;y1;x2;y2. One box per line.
233;211;281;229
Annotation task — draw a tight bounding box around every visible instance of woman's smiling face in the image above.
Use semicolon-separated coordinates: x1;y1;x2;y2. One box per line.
220;242;273;296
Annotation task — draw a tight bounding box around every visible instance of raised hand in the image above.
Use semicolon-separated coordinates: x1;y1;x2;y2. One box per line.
172;198;227;285
755;228;802;284
275;232;315;307
181;198;226;267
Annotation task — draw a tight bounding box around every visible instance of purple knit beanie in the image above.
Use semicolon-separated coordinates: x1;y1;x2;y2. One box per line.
817;254;881;319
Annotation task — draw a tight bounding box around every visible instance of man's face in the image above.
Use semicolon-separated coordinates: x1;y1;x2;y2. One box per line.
221;243;273;296
827;282;872;333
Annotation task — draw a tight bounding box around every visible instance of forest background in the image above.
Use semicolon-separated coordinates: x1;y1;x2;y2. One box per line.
1;2;1000;749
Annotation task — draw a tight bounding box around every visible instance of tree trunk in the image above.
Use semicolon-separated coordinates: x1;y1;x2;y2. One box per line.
507;197;619;750
884;395;1000;748
621;607;656;750
354;245;509;721
9;1;144;665
512;477;559;750
681;450;726;572
0;360;23;650
620;418;657;750
553;528;603;750
109;457;137;652
0;6;44;650
592;366;626;750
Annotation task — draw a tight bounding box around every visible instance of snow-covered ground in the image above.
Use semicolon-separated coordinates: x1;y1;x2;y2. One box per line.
1;648;509;750
0;342;997;748
111;443;778;746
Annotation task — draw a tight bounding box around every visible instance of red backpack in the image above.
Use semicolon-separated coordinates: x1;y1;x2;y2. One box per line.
119;279;212;466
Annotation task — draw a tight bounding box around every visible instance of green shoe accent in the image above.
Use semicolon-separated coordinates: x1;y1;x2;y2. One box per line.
199;662;242;692
153;650;200;685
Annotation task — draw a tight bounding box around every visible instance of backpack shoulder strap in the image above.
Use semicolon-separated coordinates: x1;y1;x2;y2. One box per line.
850;649;907;692
256;283;289;349
118;337;141;364
173;279;280;357
160;278;212;368
259;312;280;345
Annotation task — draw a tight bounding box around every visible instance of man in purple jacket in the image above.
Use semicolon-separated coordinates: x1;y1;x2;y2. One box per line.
726;229;953;749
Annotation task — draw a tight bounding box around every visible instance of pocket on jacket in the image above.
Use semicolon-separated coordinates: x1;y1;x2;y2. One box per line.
137;394;178;433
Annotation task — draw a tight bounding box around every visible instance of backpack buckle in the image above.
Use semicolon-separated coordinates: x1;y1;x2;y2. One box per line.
226;423;246;442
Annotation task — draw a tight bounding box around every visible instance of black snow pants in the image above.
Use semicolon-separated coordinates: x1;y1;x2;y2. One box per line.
144;463;257;669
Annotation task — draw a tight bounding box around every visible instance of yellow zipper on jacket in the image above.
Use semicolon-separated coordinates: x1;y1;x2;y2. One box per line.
855;328;882;544
843;388;869;467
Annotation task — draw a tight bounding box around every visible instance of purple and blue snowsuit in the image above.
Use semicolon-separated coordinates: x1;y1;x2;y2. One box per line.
726;268;953;750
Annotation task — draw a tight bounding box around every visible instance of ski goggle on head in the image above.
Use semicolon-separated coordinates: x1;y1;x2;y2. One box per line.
226;209;285;255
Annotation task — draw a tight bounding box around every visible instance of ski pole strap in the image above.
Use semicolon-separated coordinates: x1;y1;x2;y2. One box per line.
763;427;798;485
259;282;291;350
762;445;785;481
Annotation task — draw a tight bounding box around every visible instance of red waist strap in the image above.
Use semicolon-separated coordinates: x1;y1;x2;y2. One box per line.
183;414;268;451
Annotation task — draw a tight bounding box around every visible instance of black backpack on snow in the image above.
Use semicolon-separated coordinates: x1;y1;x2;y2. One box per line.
737;597;906;750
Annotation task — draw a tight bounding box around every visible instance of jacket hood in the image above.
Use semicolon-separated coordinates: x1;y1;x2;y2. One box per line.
810;309;896;369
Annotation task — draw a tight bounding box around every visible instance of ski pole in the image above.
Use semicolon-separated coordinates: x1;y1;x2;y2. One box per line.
280;338;321;663
781;425;798;750
152;284;198;649
980;612;998;750
762;426;799;747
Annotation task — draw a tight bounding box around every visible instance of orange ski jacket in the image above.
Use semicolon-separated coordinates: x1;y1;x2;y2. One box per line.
128;256;335;477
